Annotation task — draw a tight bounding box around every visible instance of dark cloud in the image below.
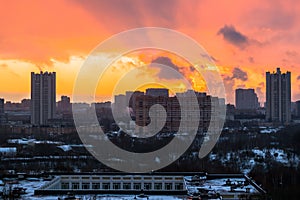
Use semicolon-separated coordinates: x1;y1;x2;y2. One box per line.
218;25;249;49
222;67;248;103
248;57;255;63
200;53;219;63
232;67;248;81
150;56;182;80
297;75;300;80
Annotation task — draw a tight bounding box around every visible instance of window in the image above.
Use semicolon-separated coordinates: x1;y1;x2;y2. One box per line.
71;183;79;189
113;183;121;190
154;183;162;190
102;183;110;190
82;183;90;190
175;183;183;190
92;183;100;189
165;183;173;190
123;183;131;190
144;183;152;190
133;183;141;190
61;183;69;189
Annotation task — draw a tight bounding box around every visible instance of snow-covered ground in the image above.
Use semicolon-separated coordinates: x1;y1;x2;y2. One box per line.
259;126;283;134
209;148;300;175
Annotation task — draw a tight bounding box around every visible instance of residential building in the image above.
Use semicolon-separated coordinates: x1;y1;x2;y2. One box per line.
266;68;291;124
57;96;72;114
146;88;169;97
235;89;259;110
0;98;4;125
0;98;4;115
35;173;267;200
31;71;56;125
296;100;300;118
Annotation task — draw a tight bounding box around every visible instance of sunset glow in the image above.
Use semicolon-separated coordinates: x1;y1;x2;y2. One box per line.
1;0;300;104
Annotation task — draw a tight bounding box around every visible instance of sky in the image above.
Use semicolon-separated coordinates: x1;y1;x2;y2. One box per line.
0;0;300;104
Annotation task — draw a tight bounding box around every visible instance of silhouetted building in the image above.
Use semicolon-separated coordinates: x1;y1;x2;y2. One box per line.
0;98;4;114
146;88;169;97
113;94;127;118
226;104;235;121
235;89;259;110
4;99;30;111
92;101;113;120
0;98;5;125
21;99;31;109
31;71;56;125
266;68;291;124
296;100;300;118
57;96;72;114
126;91;144;112
134;90;218;133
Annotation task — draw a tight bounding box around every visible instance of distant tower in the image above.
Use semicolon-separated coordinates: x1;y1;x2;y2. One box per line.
266;68;291;124
296;100;300;118
0;98;4;114
0;98;4;125
31;71;56;125
235;88;259;110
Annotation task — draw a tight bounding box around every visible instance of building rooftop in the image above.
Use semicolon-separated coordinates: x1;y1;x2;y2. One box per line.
31;173;266;200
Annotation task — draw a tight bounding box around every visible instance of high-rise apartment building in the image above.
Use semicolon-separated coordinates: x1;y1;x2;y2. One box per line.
0;98;4;114
0;98;4;125
146;88;169;97
235;88;259;110
266;68;291;124
296;100;300;118
31;71;56;125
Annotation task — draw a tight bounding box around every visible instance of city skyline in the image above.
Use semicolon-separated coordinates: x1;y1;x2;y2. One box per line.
0;69;298;107
1;1;300;103
0;68;299;107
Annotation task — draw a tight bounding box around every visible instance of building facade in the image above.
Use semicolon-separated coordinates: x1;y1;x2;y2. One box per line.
57;96;72;114
146;88;169;97
235;88;259;110
31;72;56;125
35;173;266;199
0;98;4;114
134;90;219;134
266;68;291;124
296;100;300;118
0;98;5;125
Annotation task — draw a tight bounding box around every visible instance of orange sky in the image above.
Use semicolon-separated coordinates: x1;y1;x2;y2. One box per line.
0;0;300;104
